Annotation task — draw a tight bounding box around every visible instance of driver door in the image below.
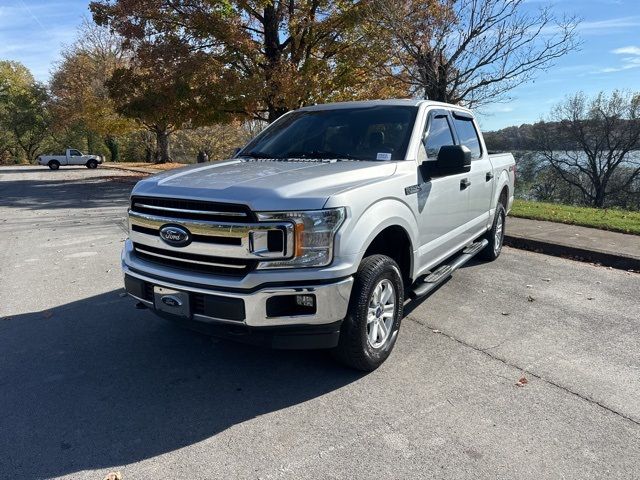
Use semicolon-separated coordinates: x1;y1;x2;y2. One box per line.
69;149;83;165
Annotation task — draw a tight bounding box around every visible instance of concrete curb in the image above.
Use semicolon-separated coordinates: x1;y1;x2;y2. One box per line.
504;234;639;271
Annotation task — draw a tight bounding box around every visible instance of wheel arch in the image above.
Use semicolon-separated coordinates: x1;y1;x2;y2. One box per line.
492;170;511;214
361;225;414;287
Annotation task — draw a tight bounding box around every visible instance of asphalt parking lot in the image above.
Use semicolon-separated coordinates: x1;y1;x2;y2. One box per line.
1;165;639;480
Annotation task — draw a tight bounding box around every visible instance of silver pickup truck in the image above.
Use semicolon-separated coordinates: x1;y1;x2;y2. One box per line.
122;99;515;370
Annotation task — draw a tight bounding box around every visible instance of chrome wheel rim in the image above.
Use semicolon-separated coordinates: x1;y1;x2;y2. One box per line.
494;212;504;255
367;279;396;349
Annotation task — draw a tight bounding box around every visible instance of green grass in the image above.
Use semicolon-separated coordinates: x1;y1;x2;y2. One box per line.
510;200;640;236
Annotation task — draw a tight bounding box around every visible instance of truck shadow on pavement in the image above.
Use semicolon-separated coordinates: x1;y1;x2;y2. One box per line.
0;176;136;211
0;291;363;479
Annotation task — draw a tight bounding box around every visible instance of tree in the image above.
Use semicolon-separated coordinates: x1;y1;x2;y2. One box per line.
0;61;34;162
369;0;579;108
105;39;234;163
0;61;51;163
49;19;135;161
90;0;404;123
534;91;640;208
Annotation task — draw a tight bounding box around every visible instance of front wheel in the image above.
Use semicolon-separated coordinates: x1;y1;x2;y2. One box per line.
332;254;404;371
86;159;98;169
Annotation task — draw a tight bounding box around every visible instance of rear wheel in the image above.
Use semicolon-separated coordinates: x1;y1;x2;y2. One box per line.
332;254;404;371
48;160;60;170
479;203;506;261
86;159;98;169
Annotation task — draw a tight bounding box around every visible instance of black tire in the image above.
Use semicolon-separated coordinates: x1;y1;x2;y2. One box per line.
332;254;404;371
86;159;98;169
48;160;60;170
478;202;506;261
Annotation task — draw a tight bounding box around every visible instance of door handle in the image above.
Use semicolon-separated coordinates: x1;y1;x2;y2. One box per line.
460;178;471;190
486;172;494;181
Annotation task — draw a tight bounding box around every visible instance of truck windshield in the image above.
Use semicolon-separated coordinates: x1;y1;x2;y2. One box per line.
241;105;418;161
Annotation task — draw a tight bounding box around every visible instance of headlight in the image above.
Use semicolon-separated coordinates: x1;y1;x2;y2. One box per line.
256;208;346;268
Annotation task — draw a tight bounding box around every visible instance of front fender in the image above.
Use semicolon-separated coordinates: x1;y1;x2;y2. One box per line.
337;198;418;259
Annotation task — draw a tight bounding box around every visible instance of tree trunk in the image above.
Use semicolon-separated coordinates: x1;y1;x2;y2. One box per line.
262;3;289;124
105;135;120;162
155;128;171;164
267;105;288;123
593;187;606;208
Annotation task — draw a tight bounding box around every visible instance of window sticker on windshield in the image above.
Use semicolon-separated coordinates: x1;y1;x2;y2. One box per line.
376;152;392;160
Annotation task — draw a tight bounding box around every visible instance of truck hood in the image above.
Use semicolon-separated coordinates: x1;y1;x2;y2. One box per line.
132;158;397;211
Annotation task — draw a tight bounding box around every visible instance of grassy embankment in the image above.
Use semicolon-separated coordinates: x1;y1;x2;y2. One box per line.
511;200;640;235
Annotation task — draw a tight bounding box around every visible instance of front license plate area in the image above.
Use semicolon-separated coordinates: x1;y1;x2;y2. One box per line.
154;286;191;318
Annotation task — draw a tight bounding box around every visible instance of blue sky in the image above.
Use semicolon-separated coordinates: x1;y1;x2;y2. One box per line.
1;0;639;131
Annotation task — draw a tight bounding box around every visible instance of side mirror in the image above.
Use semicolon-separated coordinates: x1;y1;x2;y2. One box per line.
431;145;471;176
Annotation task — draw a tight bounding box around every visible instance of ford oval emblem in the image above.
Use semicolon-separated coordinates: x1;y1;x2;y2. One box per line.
161;295;183;307
159;224;191;247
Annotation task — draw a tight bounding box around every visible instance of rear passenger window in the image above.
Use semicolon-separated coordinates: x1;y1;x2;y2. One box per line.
424;115;454;160
453;117;482;159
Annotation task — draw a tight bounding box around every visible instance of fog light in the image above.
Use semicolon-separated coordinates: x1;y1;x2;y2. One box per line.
296;295;315;308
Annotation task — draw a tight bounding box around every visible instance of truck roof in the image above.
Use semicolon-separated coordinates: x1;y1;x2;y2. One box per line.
298;98;473;113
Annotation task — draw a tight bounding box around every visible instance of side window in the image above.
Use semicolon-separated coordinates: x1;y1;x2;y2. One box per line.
452;117;482;159
423;115;455;160
70;150;82;156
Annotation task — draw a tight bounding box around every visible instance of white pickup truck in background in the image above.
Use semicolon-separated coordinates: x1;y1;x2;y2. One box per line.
37;148;103;170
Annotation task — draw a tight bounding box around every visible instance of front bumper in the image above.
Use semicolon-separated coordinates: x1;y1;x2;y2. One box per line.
122;261;353;348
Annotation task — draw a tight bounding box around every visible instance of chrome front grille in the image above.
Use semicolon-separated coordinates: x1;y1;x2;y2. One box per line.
131;196;254;221
128;197;294;276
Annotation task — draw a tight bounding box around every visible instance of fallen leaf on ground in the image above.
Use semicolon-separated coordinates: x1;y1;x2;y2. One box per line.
42;311;53;319
103;472;122;480
515;377;528;387
527;295;535;302
526;284;533;288
542;278;551;282
501;312;510;316
587;296;594;300
432;329;441;333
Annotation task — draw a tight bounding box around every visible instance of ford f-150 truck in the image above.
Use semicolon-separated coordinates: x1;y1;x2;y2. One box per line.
122;99;515;370
37;148;103;170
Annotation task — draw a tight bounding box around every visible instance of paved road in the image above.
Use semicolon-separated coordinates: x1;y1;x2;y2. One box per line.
1;166;639;480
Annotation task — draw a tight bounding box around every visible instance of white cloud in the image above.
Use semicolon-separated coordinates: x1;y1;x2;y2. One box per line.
598;45;640;73
576;16;640;35
612;46;640;56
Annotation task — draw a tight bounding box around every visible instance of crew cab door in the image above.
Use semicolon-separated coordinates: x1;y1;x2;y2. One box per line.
414;109;471;267
450;112;493;237
68;149;84;165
